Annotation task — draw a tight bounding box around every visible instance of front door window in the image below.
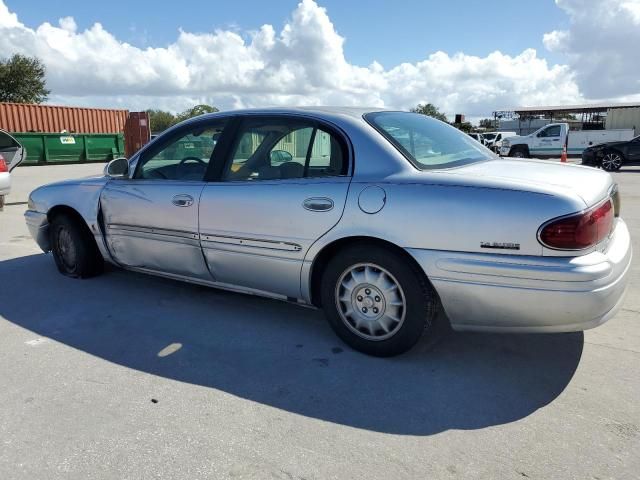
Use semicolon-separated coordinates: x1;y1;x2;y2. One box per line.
135;121;227;181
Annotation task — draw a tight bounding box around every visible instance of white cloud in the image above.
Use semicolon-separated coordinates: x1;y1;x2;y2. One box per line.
544;0;640;99
1;0;621;119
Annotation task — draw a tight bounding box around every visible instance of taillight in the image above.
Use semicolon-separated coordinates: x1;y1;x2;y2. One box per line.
0;154;7;173
539;199;614;250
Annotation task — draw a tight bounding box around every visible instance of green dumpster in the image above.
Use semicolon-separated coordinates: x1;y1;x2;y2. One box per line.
12;132;125;165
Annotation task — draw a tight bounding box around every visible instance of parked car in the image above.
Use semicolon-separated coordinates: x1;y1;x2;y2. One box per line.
468;132;486;145
0;129;26;210
483;131;517;152
581;135;640;171
25;108;632;356
500;123;635;159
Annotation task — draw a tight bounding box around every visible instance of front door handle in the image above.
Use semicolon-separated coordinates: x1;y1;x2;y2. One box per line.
172;194;194;207
303;197;334;212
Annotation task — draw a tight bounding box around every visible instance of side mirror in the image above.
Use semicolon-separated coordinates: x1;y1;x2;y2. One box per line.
270;149;293;165
104;157;129;178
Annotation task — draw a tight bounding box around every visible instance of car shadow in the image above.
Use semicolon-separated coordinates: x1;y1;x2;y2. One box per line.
0;254;584;436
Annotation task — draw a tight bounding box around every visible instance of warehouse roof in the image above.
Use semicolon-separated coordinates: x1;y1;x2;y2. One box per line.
505;102;640;116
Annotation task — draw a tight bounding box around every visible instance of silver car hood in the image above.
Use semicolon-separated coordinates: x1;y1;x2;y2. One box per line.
442;158;614;207
39;175;108;189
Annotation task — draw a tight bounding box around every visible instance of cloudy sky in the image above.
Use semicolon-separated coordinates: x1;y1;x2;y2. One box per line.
1;0;639;120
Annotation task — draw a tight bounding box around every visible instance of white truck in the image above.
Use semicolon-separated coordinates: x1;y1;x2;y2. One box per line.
499;123;635;159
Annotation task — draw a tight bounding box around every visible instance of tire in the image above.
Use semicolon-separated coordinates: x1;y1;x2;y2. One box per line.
600;151;623;172
510;146;528;158
0;195;4;211
320;243;438;357
49;213;104;278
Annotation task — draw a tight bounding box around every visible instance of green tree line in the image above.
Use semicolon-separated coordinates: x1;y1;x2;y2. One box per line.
147;104;219;133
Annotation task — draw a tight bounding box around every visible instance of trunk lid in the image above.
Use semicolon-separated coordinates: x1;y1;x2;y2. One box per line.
446;158;614;207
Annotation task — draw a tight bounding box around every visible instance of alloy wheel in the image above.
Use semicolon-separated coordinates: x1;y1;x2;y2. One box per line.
601;153;622;171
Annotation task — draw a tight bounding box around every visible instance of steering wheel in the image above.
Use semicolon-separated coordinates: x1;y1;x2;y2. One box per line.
177;156;207;178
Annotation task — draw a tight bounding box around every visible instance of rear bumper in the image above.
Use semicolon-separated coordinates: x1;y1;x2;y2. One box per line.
24;210;50;252
0;172;10;196
407;219;632;332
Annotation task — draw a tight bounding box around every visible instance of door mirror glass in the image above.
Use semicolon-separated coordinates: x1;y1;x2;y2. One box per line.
105;157;129;178
270;149;293;165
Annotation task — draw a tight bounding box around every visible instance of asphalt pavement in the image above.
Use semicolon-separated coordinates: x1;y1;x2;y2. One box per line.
0;162;638;479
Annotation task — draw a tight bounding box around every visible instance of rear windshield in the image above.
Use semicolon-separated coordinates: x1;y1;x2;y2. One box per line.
365;112;494;170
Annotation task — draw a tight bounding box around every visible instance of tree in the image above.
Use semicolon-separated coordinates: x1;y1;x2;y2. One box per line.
147;104;219;133
410;103;448;122
176;104;219;122
147;109;177;133
479;118;495;129
0;54;50;103
454;121;473;133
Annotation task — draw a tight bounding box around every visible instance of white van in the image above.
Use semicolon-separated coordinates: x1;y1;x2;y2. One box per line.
483;131;517;152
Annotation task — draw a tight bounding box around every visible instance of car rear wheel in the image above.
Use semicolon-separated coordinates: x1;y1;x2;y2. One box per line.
49;214;103;278
601;151;623;172
320;243;437;357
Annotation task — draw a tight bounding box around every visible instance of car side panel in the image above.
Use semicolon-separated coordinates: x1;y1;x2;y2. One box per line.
199;178;350;299
301;181;584;303
25;178;111;258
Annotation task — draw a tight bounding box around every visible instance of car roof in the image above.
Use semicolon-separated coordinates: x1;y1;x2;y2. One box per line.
224;106;387;116
194;106;392;124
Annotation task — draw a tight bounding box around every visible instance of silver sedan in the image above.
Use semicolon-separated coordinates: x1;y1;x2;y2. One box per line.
25;108;632;356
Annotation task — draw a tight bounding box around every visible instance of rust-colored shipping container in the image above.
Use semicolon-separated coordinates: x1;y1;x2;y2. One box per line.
124;111;151;158
0;102;128;134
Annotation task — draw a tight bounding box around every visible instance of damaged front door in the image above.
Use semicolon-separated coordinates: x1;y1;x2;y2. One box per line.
100;119;228;280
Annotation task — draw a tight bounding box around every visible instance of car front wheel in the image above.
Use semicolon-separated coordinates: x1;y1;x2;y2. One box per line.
510;146;528;158
320;243;437;357
601;151;623;172
49;214;104;278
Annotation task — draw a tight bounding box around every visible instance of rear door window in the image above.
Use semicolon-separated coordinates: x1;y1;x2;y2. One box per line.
223;117;347;181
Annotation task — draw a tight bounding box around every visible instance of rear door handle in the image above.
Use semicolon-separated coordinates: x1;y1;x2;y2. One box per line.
303;197;334;212
172;194;194;207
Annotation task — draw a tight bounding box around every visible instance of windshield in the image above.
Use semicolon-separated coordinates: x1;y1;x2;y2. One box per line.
483;133;497;140
365;111;494;170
